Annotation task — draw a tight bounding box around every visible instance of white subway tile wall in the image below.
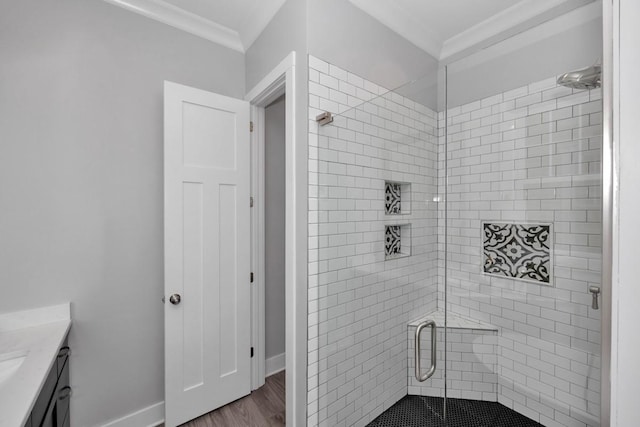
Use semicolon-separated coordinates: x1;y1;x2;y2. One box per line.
308;55;440;427
307;54;602;427
438;77;602;427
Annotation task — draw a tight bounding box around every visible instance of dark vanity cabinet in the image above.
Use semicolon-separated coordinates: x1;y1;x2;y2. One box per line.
24;335;71;427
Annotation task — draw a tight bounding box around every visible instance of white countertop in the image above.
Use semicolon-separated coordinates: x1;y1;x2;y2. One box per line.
408;309;497;331
0;303;71;427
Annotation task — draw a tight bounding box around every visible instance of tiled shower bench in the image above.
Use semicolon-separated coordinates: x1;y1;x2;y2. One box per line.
408;310;499;401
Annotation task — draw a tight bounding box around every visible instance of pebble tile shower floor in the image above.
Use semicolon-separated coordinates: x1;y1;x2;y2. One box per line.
366;396;543;427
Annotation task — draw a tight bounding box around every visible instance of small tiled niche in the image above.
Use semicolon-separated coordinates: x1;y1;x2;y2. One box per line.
482;222;553;285
385;224;411;260
385;181;411;215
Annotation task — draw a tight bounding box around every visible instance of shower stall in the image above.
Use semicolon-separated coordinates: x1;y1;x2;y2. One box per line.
307;4;604;426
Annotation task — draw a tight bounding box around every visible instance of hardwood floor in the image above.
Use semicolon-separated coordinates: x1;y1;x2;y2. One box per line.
179;371;285;427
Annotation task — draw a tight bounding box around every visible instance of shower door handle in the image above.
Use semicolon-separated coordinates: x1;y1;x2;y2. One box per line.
415;320;437;382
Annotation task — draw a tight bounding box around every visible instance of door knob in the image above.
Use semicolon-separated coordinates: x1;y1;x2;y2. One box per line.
169;294;181;305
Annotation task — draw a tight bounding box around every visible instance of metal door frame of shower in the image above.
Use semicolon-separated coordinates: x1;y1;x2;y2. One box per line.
440;4;616;424
601;0;614;426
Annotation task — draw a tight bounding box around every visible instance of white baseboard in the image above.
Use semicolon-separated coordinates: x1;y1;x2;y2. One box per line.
99;353;284;427
100;401;164;427
266;352;286;376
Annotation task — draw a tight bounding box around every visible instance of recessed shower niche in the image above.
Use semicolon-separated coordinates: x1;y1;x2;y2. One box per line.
384;181;412;259
385;181;411;215
385;224;411;260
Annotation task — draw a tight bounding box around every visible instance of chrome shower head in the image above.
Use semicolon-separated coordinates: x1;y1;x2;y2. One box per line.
557;64;601;90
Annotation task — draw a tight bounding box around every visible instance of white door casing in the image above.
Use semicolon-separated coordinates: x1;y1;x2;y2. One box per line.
164;81;251;427
245;51;305;426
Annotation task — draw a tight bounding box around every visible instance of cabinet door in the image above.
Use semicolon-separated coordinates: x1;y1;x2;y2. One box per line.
56;358;71;427
31;363;57;426
56;337;70;378
40;393;55;427
29;334;71;427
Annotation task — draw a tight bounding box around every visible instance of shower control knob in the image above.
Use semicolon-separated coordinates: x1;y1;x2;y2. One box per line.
169;294;181;305
589;286;600;310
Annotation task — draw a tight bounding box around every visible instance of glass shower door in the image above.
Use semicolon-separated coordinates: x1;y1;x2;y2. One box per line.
306;5;603;427
443;34;603;426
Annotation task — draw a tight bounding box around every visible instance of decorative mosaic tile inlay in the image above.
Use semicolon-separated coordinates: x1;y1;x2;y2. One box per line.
385;183;401;214
385;226;401;256
482;222;551;284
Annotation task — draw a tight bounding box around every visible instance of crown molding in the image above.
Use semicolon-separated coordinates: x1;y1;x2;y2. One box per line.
349;0;598;61
104;0;598;59
102;0;244;52
440;0;596;60
448;1;602;73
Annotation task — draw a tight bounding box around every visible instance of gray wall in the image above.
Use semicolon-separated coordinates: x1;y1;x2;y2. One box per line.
264;97;286;361
0;1;244;425
245;0;307;92
445;18;602;108
307;0;439;102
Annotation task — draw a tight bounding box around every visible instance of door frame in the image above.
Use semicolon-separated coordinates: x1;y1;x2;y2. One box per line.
245;51;303;425
602;1;614;426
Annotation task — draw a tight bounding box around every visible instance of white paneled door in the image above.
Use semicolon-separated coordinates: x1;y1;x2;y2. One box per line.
164;81;251;427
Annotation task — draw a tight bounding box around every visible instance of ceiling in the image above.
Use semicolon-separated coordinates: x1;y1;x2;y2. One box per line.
103;0;596;58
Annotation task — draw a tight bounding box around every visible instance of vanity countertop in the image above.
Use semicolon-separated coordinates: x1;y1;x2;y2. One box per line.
0;303;71;427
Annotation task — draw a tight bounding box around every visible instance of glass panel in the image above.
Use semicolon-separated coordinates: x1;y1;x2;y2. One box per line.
307;7;602;427
444;16;603;426
308;58;443;426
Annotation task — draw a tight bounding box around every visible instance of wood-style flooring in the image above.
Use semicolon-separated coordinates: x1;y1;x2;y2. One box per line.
179;371;285;427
